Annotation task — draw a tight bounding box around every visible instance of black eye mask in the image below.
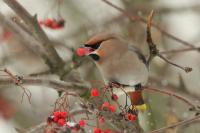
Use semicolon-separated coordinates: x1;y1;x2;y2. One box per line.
84;42;101;50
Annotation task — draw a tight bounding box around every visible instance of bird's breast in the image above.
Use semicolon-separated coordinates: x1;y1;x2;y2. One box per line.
96;52;148;86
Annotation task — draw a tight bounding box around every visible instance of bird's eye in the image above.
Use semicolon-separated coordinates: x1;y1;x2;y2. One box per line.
84;42;101;49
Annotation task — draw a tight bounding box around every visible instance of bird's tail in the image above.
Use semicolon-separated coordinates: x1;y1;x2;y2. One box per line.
128;90;147;111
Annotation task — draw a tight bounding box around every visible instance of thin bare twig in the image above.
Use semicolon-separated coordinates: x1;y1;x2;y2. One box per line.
145;10;192;73
157;54;192;72
25;122;46;133
149;76;200;101
146;10;157;64
160;47;200;54
2;69;32;103
101;0;195;48
0;77;90;95
150;115;200;133
143;87;195;108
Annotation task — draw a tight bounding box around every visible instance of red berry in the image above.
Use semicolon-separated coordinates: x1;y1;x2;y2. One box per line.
111;94;118;101
109;105;116;112
53;111;60;117
57;19;65;27
98;116;105;124
127;113;136;121
53;116;59;122
44;19;53;27
60;111;67;118
101;102;110;110
91;88;99;97
57;118;65;126
79;120;86;127
51;22;60;29
93;127;101;133
76;48;86;56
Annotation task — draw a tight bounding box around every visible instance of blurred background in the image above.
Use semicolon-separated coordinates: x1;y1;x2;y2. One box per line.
0;0;200;132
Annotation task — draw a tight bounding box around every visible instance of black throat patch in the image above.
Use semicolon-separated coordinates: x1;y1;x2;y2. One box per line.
89;54;100;61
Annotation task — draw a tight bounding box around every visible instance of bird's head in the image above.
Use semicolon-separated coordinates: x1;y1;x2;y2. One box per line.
76;32;126;62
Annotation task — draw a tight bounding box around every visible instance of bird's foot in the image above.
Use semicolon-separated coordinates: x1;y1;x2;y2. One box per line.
134;83;143;91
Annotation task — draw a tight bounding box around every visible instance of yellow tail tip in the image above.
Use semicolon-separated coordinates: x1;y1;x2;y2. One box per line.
130;104;147;111
136;104;147;111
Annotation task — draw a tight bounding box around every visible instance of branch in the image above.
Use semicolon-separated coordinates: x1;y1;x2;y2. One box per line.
25;122;46;133
0;13;49;61
143;87;196;108
160;47;200;54
3;0;64;73
101;0;195;48
145;10;192;73
0;77;90;95
150;115;200;133
146;10;157;64
149;76;200;101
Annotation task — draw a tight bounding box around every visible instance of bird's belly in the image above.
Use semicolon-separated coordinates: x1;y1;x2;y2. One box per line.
98;61;148;86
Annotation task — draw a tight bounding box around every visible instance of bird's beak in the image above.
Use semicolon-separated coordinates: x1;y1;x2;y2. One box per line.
76;45;96;57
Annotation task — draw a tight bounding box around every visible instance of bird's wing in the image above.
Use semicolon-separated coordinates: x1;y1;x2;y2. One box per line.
128;45;147;65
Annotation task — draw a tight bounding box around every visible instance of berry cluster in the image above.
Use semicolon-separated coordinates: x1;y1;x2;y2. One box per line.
90;88;116;113
47;111;87;132
39;18;65;29
45;87;137;132
101;102;116;112
47;111;67;126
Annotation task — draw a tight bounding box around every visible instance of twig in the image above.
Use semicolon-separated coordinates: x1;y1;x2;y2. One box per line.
25;122;46;133
1;69;32;103
101;0;195;48
157;54;192;73
150;115;200;133
0;77;90;95
29;70;51;77
160;47;200;54
145;10;192;73
0;13;50;60
149;76;200;101
3;0;64;73
129;4;200;14
146;10;157;64
60;55;88;80
143;87;195;108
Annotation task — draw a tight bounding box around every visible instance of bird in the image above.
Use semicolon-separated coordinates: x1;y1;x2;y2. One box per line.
76;32;148;112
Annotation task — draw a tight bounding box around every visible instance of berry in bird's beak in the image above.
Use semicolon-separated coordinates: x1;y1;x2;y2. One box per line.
76;48;85;56
76;47;94;56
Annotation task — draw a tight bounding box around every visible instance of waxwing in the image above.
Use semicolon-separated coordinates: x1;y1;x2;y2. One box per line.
76;32;148;111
